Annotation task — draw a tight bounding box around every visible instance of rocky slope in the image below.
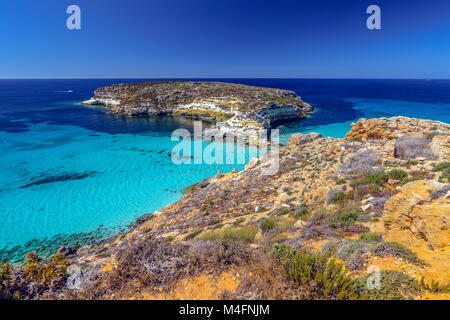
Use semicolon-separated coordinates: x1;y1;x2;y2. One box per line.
82;81;313;142
1;116;449;300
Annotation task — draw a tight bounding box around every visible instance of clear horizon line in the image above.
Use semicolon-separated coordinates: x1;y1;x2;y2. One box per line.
0;77;449;80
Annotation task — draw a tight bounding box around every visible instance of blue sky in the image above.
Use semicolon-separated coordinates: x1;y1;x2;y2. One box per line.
1;0;450;78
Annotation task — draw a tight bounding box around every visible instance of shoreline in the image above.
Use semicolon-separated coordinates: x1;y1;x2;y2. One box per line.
3;115;449;263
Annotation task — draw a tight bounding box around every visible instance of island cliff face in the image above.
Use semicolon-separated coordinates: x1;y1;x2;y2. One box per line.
82;81;313;141
1;117;449;300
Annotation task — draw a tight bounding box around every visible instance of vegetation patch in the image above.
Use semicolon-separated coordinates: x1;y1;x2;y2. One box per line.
360;232;383;243
355;271;421;300
260;217;277;233
334;240;369;271
271;244;362;299
338;211;360;226
185;228;203;240
431;162;450;182
401;176;424;185
376;242;426;266
198;224;259;243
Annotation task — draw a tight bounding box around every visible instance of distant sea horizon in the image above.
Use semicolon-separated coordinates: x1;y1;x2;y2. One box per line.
1;78;449;261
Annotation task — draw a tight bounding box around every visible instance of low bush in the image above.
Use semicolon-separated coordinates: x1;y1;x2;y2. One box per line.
198;224;259;243
363;169;389;185
381;242;426;265
329;190;346;203
260;217;277;233
419;277;450;293
335;240;369;271
355;270;421;300
185;228;203;240
432;162;450;182
0;261;11;299
67;239;254;299
360;232;383;243
387;169;408;180
291;205;308;220
338;211;360;226
431;161;450;172
401;176;423;185
270;244;361;299
23;252;68;287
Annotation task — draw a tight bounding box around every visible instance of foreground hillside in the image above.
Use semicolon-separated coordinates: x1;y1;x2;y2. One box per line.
1;116;449;300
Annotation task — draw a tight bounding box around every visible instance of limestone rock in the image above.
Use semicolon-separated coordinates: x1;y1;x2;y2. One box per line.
286;132;322;147
338;149;381;177
383;180;450;251
394;135;437;160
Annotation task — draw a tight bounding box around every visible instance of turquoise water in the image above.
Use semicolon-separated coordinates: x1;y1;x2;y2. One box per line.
1;79;449;261
0;119;257;258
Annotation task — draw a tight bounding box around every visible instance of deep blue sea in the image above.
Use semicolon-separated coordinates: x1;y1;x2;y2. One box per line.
1;79;450;261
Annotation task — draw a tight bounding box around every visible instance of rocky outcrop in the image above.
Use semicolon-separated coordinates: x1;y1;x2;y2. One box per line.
383;180;450;251
394;135;437;160
286;132;322;147
346;116;450;140
338;149;381;177
82;81;313;142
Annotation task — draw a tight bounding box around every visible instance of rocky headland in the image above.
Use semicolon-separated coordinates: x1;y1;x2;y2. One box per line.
82;81;313;143
1;116;449;300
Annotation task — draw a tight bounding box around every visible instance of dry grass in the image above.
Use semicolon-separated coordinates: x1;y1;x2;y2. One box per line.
62;239;255;299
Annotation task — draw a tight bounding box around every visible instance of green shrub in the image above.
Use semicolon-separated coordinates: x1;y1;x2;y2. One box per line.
273;207;290;216
363;169;389;185
360;232;383;243
432;162;450;172
431;162;450;182
335;240;368;271
335;178;347;185
209;218;221;225
234;217;246;224
291;205;308;220
256;206;267;213
270;244;361;299
420;277;450;293
327;217;338;228
321;241;338;256
383;242;426;265
338;211;360;226
387;169;408;180
260;217;277;233
355;271;421;300
198;224;259;243
407;159;418;165
330;190;346;203
426;132;437;140
401;176;424;185
185;228;203;240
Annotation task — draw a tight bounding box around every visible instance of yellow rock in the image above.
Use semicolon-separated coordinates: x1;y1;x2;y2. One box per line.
383;180;450;251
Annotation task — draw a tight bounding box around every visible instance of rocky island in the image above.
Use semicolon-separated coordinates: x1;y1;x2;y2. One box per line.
82;81;313;142
1;116;449;300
